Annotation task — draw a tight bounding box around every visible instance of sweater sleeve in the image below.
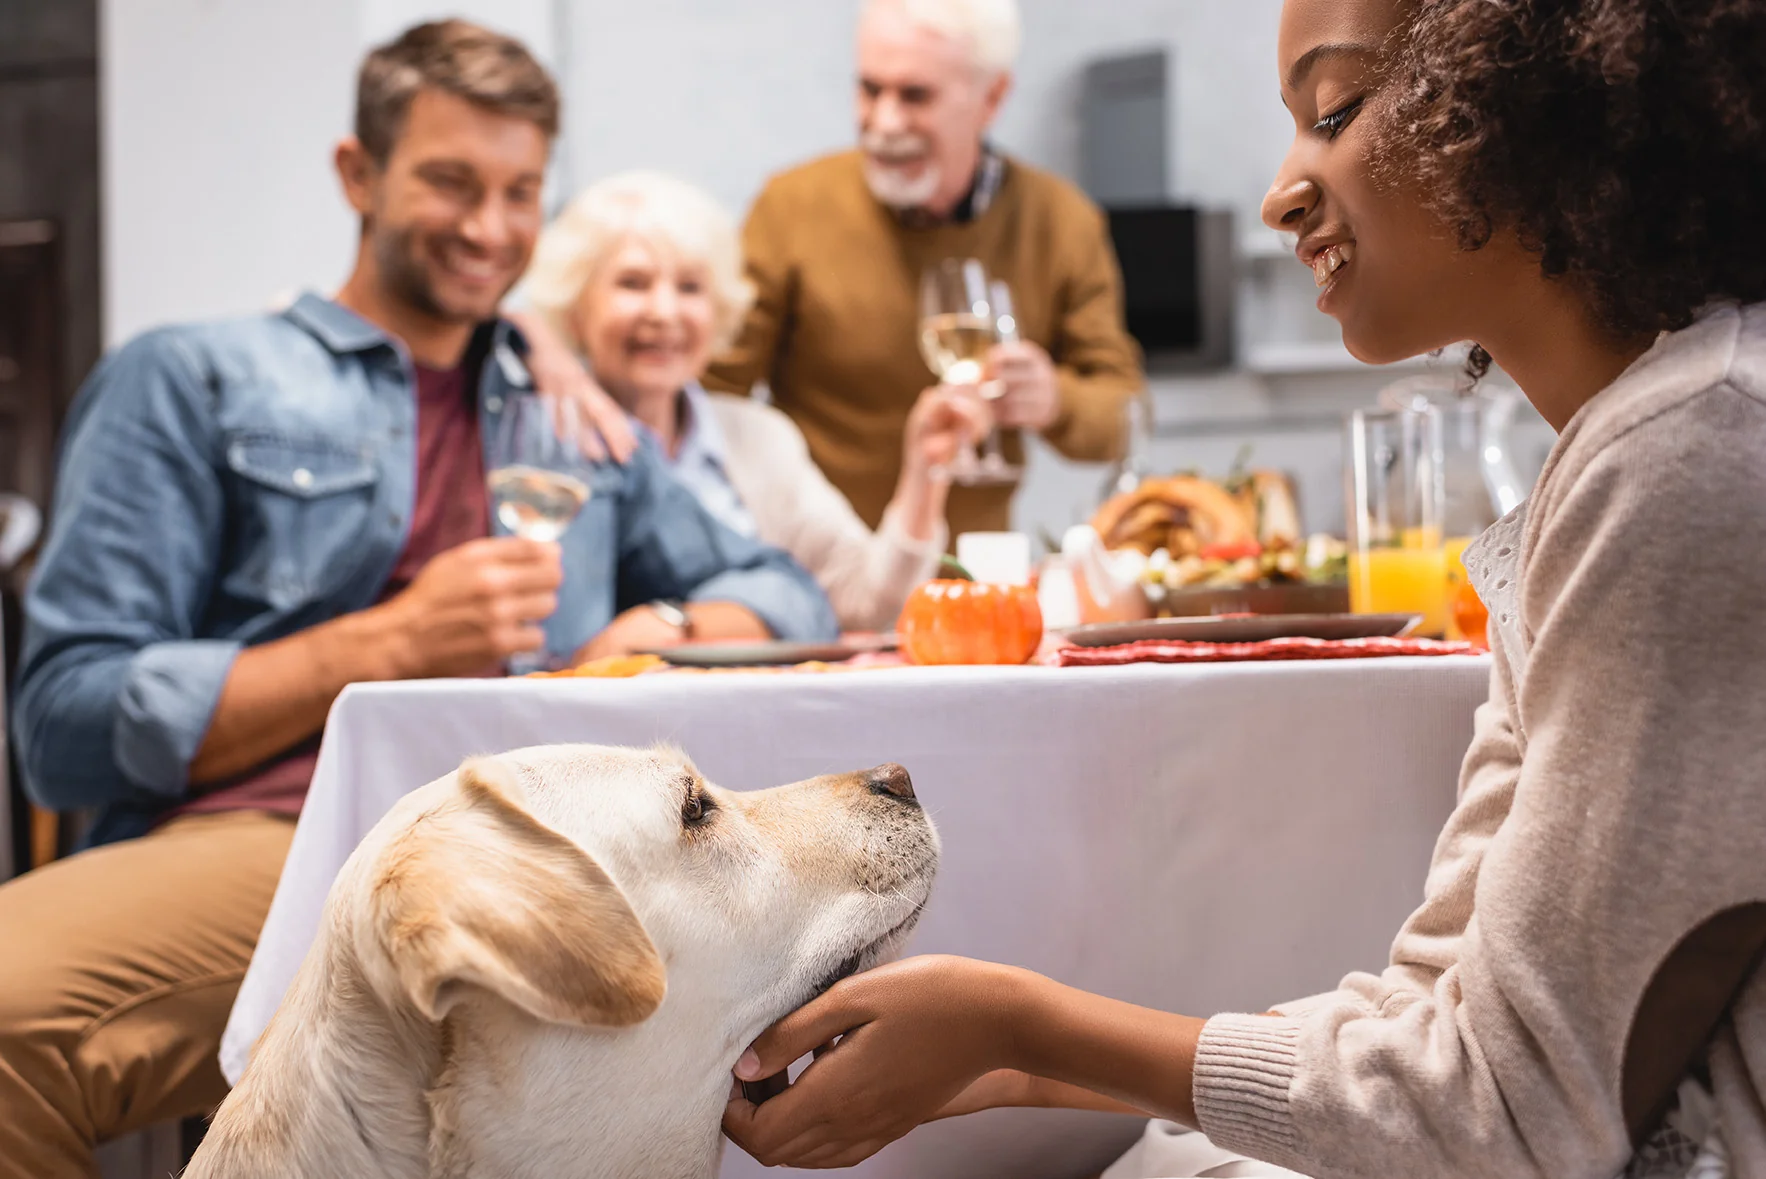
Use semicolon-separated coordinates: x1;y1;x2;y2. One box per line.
1196;385;1766;1178
1039;203;1144;463
703;180;791;399
728;401;943;633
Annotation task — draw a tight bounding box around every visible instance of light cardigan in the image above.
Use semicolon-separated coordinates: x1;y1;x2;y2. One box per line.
1194;303;1766;1177
704;392;944;634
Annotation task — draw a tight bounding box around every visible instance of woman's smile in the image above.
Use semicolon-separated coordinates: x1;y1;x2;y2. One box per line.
1297;235;1357;311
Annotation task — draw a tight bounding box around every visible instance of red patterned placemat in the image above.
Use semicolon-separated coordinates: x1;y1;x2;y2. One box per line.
1048;635;1481;667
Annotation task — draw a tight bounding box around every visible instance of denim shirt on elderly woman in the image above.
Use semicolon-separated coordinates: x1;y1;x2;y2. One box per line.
14;293;837;847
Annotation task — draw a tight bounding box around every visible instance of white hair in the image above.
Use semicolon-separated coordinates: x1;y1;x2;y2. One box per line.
864;0;1023;76
522;171;755;357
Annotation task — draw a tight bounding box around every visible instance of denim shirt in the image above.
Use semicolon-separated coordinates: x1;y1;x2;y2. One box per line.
14;294;836;846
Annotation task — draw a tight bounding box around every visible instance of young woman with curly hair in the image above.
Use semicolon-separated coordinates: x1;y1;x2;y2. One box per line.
720;1;1766;1176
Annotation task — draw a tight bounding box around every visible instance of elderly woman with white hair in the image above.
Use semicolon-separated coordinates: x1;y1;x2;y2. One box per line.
519;171;989;633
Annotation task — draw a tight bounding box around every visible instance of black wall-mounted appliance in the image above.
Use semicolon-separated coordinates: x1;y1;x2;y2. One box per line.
1104;205;1234;370
1081;49;1236;371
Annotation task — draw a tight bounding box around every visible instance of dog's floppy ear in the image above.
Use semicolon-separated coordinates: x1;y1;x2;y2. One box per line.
361;755;666;1029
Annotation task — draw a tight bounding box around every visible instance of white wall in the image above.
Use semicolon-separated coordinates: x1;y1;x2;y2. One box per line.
102;0;359;343
561;0;1290;228
101;0;565;345
563;0;859;218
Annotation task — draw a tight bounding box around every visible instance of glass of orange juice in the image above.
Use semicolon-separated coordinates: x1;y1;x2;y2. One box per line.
1346;406;1448;636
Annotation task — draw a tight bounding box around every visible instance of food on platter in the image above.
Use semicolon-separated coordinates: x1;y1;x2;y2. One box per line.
1235;469;1303;548
528;653;666;679
1077;467;1348;621
1140;533;1348;596
1091;475;1255;557
1091;469;1343;590
1092;468;1306;558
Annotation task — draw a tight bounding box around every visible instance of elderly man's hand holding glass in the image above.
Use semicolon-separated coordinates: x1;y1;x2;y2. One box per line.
986;337;1060;431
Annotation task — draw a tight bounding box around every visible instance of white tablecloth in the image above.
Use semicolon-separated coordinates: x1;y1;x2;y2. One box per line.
224;657;1491;1178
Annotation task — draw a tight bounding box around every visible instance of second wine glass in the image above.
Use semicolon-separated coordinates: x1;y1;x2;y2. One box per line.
488;392;592;542
918;258;1018;487
486;391;591;672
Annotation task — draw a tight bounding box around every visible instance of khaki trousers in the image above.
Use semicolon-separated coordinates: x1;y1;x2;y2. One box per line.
0;809;295;1179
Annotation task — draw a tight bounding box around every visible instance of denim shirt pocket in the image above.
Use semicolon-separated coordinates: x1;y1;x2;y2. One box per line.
222;431;382;610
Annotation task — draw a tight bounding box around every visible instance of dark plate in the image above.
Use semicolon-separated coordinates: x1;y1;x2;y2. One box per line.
1151;582;1351;618
1063;613;1422;648
638;634;898;668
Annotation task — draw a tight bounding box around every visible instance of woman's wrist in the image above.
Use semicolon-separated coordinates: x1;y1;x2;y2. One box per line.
889;458;951;544
988;963;1052;1075
1002;967;1205;1126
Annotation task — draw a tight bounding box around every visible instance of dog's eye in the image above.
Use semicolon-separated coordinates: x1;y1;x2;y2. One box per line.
681;790;715;828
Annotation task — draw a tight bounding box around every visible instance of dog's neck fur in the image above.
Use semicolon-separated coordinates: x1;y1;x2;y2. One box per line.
187;930;439;1178
189;927;732;1179
431;998;736;1178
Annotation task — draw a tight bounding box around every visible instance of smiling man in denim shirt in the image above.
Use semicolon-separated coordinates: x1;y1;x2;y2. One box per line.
0;21;833;1175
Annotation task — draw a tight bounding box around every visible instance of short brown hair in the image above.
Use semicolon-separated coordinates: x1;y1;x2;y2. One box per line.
355;19;560;164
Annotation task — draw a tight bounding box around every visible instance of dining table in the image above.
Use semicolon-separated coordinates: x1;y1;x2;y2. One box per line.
222;653;1492;1178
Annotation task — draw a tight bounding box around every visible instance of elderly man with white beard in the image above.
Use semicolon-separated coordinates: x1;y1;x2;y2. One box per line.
702;0;1145;538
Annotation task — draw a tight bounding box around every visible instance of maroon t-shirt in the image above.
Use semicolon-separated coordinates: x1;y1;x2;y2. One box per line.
166;354;491;821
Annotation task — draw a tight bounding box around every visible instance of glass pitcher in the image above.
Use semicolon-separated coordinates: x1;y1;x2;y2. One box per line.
1381;375;1525;637
1381;375;1524;534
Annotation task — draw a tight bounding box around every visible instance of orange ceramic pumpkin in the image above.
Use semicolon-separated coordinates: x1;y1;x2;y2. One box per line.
898;580;1044;666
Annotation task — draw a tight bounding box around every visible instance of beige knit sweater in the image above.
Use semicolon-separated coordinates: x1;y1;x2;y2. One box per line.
1194;303;1766;1177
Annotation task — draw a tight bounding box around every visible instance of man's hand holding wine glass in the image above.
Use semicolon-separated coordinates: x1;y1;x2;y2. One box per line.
984;338;1060;431
373;537;564;678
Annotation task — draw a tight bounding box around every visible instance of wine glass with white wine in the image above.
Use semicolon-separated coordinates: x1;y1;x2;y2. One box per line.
919;258;1018;487
487;392;591;671
977;278;1025;483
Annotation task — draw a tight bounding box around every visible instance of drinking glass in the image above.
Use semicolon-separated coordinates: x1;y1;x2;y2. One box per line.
918;259;1016;487
488;392;591;542
976;279;1025;484
1344;405;1449;637
487;391;591;670
1380;376;1526;638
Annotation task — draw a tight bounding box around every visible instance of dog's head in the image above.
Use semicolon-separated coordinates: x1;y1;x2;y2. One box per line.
351;743;937;1075
193;745;937;1179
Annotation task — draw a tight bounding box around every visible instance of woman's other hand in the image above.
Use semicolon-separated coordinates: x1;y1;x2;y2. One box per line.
722;956;1024;1169
506;308;637;464
902;383;992;479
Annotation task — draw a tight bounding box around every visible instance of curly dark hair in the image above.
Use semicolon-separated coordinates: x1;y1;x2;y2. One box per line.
1392;0;1766;374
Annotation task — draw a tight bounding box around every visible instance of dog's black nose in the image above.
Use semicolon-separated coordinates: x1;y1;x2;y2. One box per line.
867;763;916;802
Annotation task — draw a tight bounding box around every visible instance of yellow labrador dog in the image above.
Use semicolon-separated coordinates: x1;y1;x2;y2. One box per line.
186;744;938;1179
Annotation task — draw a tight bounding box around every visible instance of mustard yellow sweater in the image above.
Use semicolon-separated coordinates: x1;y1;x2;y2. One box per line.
704;150;1144;537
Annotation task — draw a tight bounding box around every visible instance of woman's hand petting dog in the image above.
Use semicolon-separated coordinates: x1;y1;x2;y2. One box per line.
724;953;1204;1168
722;955;1020;1169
